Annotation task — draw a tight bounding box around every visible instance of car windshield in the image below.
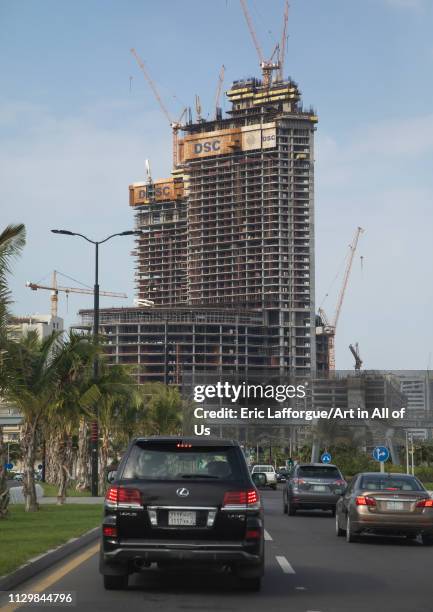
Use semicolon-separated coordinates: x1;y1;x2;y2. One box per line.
297;466;341;479
122;443;243;481
359;475;424;491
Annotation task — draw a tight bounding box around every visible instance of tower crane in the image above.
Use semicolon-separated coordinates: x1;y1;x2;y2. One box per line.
130;48;186;168
278;0;289;81
26;271;127;319
318;226;364;371
239;0;281;87
214;64;225;120
349;343;363;371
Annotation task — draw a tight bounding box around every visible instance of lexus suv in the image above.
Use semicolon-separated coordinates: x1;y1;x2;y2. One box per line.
100;437;264;590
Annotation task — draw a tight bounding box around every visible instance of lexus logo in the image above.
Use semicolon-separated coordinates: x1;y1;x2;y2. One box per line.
176;487;190;498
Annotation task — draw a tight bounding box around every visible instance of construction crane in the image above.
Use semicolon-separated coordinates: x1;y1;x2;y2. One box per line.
26;271;127;319
349;343;363;371
318;226;364;371
195;95;203;122
278;0;289;81
214;65;225;119
130;48;187;168
239;0;281;87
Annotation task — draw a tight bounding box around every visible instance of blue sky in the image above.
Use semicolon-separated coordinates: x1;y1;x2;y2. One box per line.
1;0;433;369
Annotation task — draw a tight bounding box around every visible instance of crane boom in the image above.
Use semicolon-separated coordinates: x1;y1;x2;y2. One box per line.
239;0;264;63
319;226;364;371
349;343;363;371
214;65;225;118
332;226;364;329
279;0;289;81
130;48;172;124
26;282;127;297
26;271;127;318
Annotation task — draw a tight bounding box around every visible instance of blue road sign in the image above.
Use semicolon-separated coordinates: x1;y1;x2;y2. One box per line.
321;452;332;464
5;463;13;470
372;446;389;462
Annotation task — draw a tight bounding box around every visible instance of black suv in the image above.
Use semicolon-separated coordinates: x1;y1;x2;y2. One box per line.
100;437;264;590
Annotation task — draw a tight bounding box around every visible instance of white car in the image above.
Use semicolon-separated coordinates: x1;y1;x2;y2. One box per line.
251;465;277;489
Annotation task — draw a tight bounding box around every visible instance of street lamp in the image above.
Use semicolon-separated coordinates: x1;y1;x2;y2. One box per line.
51;228;142;496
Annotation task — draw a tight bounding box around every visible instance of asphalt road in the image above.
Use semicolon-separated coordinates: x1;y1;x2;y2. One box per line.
2;488;433;612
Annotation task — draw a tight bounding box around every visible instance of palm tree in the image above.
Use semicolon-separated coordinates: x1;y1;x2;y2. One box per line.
4;331;63;511
94;364;139;495
46;333;99;503
0;223;26;518
140;383;183;435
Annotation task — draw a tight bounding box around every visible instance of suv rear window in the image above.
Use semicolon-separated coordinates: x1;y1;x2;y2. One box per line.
252;466;274;473
359;475;423;491
297;466;340;479
122;443;243;481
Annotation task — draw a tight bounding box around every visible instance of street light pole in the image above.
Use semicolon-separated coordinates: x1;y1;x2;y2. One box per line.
51;228;141;496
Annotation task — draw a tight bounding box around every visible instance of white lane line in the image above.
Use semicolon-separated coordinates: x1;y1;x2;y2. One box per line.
264;529;273;541
276;555;296;574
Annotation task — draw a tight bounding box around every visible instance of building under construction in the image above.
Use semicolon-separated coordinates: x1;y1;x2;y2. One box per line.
123;74;319;381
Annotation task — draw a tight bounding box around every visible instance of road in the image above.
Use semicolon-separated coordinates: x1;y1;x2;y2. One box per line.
1;488;432;612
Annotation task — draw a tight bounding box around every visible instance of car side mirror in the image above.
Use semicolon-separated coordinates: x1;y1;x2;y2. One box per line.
252;472;267;488
107;470;117;483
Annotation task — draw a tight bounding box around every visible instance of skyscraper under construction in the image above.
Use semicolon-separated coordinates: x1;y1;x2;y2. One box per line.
128;74;318;379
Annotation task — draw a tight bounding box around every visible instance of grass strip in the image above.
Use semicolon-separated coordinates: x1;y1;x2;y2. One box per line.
0;504;102;576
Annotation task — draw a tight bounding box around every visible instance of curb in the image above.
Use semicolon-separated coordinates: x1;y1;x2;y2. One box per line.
0;527;100;591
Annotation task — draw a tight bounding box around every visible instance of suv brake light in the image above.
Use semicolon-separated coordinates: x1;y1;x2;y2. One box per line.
416;499;433;508
292;478;306;486
334;479;346;486
356;495;376;507
105;486;142;508
223;489;260;508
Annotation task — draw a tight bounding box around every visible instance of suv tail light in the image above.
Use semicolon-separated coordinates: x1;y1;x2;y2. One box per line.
416;499;433;508
223;489;260;508
334;479;346;486
356;495;376;507
105;486;142;508
292;478;306;487
103;526;118;537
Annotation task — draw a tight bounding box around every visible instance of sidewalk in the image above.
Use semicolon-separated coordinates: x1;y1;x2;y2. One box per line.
39;497;104;504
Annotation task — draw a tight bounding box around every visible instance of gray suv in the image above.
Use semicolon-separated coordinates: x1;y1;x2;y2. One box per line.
283;463;346;516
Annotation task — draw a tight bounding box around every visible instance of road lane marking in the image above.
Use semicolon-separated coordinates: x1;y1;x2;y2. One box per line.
264;529;273;541
276;555;295;574
0;542;99;612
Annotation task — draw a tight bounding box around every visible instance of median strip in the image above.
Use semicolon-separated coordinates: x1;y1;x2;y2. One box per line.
276;555;295;574
1;543;99;612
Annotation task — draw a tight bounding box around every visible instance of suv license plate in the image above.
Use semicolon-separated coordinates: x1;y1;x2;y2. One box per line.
386;501;404;511
168;511;196;526
313;485;327;492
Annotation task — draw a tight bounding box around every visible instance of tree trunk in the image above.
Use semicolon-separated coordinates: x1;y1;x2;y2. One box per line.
44;429;59;486
56;430;72;505
0;426;10;518
75;418;90;491
21;420;39;512
99;429;109;497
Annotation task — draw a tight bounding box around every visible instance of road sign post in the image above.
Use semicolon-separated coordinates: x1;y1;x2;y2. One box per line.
372;446;389;472
321;452;332;464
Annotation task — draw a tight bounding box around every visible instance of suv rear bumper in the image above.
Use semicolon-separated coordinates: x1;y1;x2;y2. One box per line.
100;538;263;575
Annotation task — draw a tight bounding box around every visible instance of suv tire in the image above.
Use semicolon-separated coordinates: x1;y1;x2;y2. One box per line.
287;500;297;516
240;577;262;591
103;574;128;590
